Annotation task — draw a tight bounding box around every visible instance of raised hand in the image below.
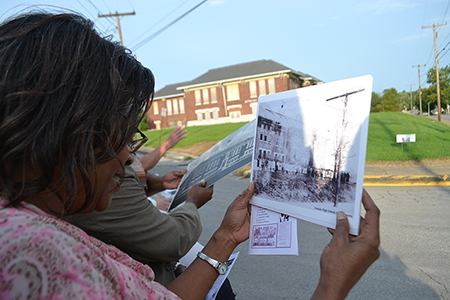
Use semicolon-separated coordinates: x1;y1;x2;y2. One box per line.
166;125;187;149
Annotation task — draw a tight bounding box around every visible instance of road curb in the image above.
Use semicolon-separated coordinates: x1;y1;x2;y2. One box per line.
363;175;450;186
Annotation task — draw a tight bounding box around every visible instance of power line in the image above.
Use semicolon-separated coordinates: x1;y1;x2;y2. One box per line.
126;0;135;11
77;0;108;31
84;0;116;29
439;46;450;59
438;39;450;56
98;11;136;46
128;0;189;46
131;0;208;51
99;0;111;12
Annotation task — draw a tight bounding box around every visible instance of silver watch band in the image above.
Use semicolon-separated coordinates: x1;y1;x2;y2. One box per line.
197;251;228;275
197;251;220;268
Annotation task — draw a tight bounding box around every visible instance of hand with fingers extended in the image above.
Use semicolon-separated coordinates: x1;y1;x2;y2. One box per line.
166;125;187;149
185;179;214;209
311;188;380;300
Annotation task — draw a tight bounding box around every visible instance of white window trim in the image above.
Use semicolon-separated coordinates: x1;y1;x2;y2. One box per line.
210;87;218;103
179;99;185;114
226;84;240;101
195;90;201;106
249;81;257;98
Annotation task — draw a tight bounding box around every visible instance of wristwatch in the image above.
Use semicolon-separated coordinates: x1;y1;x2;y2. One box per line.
197;252;228;275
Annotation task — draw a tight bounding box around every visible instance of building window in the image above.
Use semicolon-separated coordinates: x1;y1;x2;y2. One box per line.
153;101;159;115
268;78;275;94
202;89;209;104
168;121;177;128
195;90;201;105
212;109;219;120
196;112;203;121
166;99;172;115
226;84;240;101
211;87;217;103
173;99;179;115
205;111;211;121
250;81;257;98
259;80;266;95
230;111;241;119
179;99;185;114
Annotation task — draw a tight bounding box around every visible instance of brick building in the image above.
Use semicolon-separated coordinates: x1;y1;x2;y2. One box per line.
147;59;322;129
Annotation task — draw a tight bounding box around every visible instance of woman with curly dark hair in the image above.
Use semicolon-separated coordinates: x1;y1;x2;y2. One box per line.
0;11;380;300
0;11;257;300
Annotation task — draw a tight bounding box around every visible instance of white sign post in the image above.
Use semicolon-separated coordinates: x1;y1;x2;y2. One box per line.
160;108;167;145
396;134;416;151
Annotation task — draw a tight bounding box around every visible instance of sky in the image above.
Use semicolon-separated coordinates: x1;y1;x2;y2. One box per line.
2;0;450;94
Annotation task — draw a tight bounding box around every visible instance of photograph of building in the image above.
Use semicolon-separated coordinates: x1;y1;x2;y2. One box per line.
249;75;373;236
146;59;322;129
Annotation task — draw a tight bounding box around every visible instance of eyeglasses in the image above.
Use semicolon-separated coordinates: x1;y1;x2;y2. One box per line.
128;128;148;154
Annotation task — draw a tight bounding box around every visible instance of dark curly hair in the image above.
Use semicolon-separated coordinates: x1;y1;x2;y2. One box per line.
0;12;154;216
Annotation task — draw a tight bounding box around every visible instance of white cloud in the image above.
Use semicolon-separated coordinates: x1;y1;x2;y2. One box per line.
396;32;426;43
355;0;417;15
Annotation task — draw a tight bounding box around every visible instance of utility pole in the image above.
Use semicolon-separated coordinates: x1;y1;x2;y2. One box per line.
422;22;447;121
408;84;414;114
412;64;425;116
98;11;136;46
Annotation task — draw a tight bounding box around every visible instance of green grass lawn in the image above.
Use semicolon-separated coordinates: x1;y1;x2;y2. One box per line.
143;113;450;162
367;112;450;162
143;122;249;149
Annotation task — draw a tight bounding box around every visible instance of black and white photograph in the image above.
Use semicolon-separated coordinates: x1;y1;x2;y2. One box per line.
250;76;373;235
251;224;278;248
170;119;256;210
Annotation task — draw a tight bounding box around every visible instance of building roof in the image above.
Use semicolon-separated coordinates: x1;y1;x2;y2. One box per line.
154;81;191;100
154;59;322;98
178;59;320;89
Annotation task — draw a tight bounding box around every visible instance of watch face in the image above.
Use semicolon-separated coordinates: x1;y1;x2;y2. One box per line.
218;264;228;275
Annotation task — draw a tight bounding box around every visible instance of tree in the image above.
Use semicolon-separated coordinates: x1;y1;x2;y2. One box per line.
382;88;401;112
370;92;383;112
421;86;437;112
427;64;450;113
398;91;410;111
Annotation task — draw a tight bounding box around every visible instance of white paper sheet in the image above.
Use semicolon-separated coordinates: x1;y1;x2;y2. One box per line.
248;205;298;256
250;75;373;235
205;252;239;300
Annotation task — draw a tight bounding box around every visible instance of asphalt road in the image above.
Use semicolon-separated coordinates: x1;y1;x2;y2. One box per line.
151;159;450;300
